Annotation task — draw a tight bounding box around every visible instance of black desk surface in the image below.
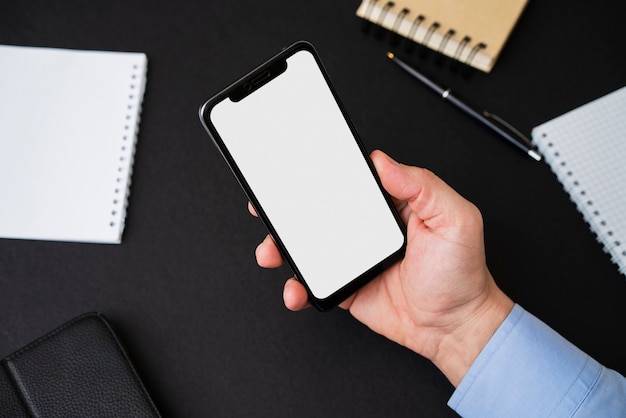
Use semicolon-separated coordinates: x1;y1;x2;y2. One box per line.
2;1;625;417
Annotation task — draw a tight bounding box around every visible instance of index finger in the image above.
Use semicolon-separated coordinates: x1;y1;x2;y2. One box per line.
248;201;258;217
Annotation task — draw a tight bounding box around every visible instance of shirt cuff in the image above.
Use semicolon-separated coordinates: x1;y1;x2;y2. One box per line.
447;304;605;417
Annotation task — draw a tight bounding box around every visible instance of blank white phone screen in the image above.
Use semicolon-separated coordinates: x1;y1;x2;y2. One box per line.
210;49;404;299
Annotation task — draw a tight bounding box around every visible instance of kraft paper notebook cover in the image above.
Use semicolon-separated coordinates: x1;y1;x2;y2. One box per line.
356;0;528;73
0;45;147;244
532;87;626;277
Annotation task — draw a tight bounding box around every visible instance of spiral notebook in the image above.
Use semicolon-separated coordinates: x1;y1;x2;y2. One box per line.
356;0;528;73
0;45;147;244
531;87;626;277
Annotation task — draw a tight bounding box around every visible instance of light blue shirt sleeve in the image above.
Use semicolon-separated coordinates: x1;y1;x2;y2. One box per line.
448;304;626;417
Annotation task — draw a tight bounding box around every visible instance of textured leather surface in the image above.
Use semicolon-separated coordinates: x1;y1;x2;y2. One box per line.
1;313;160;417
0;365;28;417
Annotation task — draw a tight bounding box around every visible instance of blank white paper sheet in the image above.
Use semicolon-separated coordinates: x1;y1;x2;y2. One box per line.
0;45;147;244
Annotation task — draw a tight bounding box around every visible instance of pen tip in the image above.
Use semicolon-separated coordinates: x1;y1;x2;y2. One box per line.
528;149;542;161
386;51;395;59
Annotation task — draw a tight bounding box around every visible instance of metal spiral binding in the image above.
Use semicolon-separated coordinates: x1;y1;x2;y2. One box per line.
360;0;486;69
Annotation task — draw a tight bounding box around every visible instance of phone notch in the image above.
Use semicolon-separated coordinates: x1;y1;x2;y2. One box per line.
229;58;287;102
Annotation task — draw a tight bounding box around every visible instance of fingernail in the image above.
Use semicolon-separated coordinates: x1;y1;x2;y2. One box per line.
384;151;399;166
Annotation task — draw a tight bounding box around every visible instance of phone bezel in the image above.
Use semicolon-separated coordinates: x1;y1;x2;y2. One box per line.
199;41;406;311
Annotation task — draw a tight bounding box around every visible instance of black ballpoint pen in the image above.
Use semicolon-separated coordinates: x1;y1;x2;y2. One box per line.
386;52;542;161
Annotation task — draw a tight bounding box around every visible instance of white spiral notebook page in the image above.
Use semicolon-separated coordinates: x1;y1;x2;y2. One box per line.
532;86;626;277
0;45;147;244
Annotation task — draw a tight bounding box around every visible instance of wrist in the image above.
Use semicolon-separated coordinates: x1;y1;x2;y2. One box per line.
430;283;514;387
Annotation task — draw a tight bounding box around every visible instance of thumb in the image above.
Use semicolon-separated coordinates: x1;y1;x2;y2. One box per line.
370;150;473;229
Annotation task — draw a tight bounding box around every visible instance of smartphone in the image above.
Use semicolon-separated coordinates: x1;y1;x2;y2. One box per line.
199;41;406;311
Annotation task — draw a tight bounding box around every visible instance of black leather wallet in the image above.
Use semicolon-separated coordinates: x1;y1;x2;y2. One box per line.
0;312;161;417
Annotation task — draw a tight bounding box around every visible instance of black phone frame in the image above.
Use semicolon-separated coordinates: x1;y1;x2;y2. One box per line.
199;40;407;311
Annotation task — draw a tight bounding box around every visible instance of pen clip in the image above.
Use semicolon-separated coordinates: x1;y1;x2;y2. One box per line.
482;111;533;147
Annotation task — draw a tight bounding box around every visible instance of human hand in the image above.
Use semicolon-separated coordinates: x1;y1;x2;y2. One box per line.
251;150;514;386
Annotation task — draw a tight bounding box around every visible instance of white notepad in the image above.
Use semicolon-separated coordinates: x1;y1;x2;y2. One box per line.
0;45;147;244
532;86;626;277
